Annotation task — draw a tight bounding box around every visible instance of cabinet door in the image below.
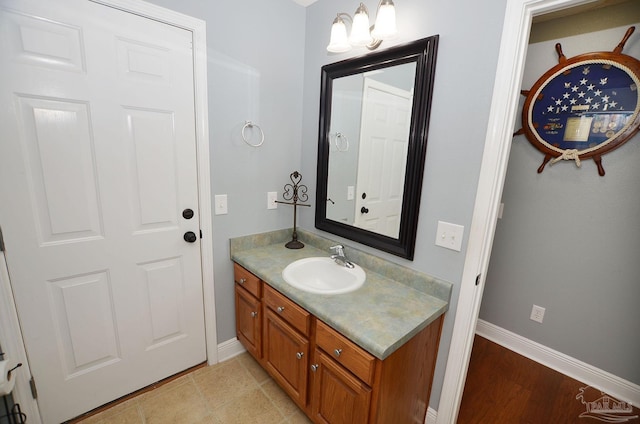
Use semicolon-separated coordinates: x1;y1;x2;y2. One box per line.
235;285;261;359
310;349;371;424
263;308;309;408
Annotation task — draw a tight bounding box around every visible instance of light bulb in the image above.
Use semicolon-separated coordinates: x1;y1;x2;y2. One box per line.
327;16;352;53
349;3;372;46
371;0;397;40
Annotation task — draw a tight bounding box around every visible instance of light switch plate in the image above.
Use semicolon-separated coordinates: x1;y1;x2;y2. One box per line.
267;191;278;210
214;194;228;215
435;221;464;252
347;186;355;201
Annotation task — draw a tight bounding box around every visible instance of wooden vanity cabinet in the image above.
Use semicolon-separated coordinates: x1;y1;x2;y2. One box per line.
233;263;444;424
263;285;310;409
234;263;262;360
310;348;372;424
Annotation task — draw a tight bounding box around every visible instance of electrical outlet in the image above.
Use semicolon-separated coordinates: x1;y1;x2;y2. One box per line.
267;191;278;210
530;304;545;323
214;194;228;215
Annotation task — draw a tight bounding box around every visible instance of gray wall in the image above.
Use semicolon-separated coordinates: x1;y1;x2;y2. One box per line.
480;25;640;385
150;0;509;410
300;0;506;408
144;0;307;341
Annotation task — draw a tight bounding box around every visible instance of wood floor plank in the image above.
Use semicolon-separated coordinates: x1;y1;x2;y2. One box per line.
459;335;639;423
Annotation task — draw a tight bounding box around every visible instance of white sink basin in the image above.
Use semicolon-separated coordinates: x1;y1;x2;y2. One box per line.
282;257;366;295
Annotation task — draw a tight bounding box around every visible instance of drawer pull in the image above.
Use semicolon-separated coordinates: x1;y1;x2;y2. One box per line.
311;364;319;372
276;306;285;313
334;348;342;357
238;278;246;285
296;352;304;360
250;311;258;318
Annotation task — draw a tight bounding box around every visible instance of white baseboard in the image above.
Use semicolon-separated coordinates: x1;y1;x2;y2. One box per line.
425;407;437;424
216;337;246;362
476;319;640;406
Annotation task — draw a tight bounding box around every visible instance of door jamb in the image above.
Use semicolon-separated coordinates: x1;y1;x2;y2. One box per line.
0;1;216;423
435;0;596;422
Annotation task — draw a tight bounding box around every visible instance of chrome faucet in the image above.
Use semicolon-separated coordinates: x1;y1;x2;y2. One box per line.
329;244;355;269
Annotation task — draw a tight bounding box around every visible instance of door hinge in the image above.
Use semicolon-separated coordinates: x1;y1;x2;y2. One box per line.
29;376;38;399
475;274;481;286
0;226;5;252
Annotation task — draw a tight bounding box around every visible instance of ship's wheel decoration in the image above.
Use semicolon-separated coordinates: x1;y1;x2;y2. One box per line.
515;26;640;176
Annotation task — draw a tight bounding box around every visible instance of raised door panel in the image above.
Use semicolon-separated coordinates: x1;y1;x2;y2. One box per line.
13;96;104;245
311;349;371;424
235;285;261;360
49;271;120;376
263;308;309;408
124;107;179;233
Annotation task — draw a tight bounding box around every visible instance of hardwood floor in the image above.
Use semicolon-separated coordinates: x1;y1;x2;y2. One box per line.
459;336;639;423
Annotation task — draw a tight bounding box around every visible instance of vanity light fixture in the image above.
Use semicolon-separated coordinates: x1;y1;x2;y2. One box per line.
326;0;398;53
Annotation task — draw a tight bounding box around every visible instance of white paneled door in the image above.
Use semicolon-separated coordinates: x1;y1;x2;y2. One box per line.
0;1;206;422
354;78;412;238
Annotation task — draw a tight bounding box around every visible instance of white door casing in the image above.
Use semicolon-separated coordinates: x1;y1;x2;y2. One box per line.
435;0;595;423
0;0;215;422
354;78;412;238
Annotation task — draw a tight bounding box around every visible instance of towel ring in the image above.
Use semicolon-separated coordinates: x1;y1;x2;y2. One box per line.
242;121;264;147
334;132;349;152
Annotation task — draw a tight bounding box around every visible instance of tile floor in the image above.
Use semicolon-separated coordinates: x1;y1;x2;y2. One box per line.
72;353;312;424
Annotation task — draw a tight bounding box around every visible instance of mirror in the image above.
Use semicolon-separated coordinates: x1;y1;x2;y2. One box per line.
315;36;439;260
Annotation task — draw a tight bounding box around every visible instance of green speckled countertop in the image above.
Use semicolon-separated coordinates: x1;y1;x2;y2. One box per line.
230;229;452;360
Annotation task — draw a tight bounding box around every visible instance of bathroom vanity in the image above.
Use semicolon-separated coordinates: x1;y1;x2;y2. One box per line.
230;229;451;424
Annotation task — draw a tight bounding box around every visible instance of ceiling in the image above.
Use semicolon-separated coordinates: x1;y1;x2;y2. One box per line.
530;0;640;43
292;0;318;6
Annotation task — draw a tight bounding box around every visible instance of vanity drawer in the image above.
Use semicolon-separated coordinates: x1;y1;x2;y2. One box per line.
234;263;261;298
315;320;375;386
263;285;311;336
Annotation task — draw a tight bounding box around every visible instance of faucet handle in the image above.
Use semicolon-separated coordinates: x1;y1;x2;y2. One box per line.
329;244;344;255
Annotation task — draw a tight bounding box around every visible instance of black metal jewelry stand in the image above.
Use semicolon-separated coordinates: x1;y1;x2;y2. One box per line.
1;396;26;424
275;171;310;249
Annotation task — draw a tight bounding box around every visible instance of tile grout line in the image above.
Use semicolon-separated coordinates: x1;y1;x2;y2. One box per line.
188;370;219;423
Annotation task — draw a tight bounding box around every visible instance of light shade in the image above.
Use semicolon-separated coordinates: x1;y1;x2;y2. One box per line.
349;3;372;46
327;15;352;53
371;0;397;40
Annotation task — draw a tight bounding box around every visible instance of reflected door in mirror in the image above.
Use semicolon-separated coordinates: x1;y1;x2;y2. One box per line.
354;78;412;238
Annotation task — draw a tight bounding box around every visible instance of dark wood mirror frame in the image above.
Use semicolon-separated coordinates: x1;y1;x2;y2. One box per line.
315;36;439;260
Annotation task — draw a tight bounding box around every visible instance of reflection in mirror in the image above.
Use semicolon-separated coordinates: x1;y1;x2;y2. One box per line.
316;37;439;259
326;63;416;239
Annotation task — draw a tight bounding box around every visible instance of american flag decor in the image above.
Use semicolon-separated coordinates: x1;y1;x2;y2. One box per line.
530;60;640;152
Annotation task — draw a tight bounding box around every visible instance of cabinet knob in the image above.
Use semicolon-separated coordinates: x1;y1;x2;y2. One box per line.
334;348;342;357
238;278;246;285
250;311;258;318
276;306;285;313
296;352;304;360
311;364;319;372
